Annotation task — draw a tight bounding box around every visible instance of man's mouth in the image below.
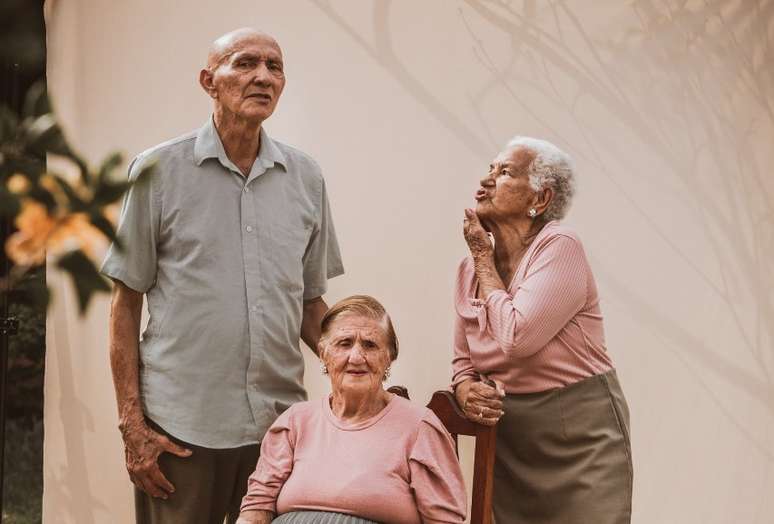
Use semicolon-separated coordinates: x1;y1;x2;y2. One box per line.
246;93;272;102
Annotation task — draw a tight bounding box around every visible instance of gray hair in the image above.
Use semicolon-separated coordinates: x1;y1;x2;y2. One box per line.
506;136;575;222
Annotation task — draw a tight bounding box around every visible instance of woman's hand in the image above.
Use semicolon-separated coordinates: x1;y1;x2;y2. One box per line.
463;209;493;259
455;378;505;426
235;510;274;524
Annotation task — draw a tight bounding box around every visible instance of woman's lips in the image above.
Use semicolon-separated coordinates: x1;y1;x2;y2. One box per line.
475;189;488;201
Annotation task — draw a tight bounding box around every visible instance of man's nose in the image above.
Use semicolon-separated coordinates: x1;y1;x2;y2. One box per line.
252;63;272;85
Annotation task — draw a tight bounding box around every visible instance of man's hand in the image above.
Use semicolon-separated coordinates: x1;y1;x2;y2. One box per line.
121;418;192;499
455;378;505;427
463;208;493;259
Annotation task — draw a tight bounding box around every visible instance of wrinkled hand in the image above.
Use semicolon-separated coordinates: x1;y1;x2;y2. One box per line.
456;378;505;426
121;419;192;499
463;209;493;259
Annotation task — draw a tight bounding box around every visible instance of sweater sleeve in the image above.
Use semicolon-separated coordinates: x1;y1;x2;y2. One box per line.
408;411;467;523
240;409;296;514
483;234;588;359
451;311;477;388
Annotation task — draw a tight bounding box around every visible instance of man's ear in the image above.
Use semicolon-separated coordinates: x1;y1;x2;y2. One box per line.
199;69;217;99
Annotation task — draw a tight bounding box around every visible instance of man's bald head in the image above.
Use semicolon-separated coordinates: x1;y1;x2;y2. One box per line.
206;28;282;70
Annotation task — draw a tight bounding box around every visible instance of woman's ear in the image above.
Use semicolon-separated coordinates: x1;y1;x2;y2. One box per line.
532;186;554;216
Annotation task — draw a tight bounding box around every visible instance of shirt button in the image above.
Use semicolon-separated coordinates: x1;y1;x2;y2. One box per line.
250;305;258;313
245;225;253;232
244;187;250;193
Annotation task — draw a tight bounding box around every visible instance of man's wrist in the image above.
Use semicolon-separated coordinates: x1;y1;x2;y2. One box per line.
117;406;146;437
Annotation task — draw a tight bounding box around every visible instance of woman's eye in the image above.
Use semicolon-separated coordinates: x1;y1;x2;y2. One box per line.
501;170;511;177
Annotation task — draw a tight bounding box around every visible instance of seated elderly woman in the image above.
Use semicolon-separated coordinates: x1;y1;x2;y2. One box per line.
452;137;633;523
237;295;466;524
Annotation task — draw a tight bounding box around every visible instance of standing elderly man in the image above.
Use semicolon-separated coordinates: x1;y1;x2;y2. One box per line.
101;28;344;524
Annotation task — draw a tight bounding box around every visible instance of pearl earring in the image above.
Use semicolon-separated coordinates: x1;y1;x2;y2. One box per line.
383;367;391;381
528;208;537;218
320;362;328;375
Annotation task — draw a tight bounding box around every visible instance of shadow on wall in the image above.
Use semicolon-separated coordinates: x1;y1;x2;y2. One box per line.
309;0;773;452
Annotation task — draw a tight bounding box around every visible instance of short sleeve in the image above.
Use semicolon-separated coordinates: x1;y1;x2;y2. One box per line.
100;155;160;293
409;411;467;523
240;408;296;513
302;177;344;299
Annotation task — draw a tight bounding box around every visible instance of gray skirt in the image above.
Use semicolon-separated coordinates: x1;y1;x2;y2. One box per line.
273;511;379;524
493;369;633;524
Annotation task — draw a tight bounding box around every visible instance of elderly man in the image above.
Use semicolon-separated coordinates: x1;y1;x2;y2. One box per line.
101;28;344;523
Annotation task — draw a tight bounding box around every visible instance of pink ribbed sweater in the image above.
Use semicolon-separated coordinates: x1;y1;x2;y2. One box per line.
452;221;613;393
240;394;466;524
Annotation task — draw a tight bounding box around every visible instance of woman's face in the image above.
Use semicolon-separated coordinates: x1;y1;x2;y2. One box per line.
321;314;392;398
475;146;537;224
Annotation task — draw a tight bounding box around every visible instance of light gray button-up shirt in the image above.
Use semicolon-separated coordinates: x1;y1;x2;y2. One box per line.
101;118;344;448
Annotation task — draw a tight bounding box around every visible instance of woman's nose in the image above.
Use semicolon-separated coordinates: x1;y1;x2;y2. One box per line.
348;345;366;363
480;173;495;187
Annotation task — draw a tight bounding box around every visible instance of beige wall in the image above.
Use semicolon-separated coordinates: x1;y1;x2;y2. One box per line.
43;1;774;522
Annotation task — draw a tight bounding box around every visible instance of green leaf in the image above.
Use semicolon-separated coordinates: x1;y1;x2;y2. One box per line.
0;104;19;143
56;250;110;314
22;82;50;119
0;187;21;218
22;114;65;158
93;178;130;206
97;152;123;183
49;174;88;212
88;211;121;248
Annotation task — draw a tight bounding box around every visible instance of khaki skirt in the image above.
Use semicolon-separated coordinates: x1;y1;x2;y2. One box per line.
493;369;633;524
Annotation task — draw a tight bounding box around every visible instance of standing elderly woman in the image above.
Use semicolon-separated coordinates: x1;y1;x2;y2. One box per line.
452;137;633;523
238;295;466;524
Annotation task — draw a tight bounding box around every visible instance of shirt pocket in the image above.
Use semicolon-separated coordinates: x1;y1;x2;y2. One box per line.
268;220;312;293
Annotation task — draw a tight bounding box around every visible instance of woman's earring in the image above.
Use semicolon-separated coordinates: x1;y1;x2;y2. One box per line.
528;208;537;218
383;367;391;381
320;362;328;375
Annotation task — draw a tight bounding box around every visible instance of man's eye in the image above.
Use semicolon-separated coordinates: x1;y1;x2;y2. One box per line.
268;62;283;71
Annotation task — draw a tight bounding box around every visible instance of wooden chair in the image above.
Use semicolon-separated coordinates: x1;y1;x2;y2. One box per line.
387;386;497;524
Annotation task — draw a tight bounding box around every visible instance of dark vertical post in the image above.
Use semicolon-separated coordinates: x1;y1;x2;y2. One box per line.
0;1;47;517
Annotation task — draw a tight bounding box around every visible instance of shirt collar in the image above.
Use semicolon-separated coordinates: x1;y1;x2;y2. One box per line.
193;117;287;172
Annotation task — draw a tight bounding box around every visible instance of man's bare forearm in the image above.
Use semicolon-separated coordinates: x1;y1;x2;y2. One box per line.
300;296;328;355
109;280;145;432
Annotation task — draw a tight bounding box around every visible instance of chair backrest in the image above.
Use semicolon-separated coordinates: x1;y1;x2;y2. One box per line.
387;386;496;523
426;391;497;524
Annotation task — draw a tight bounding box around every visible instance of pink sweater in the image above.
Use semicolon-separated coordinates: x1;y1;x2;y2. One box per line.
452;221;614;393
240;394;466;524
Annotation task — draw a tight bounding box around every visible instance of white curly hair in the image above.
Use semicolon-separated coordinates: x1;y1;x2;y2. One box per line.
506;136;576;222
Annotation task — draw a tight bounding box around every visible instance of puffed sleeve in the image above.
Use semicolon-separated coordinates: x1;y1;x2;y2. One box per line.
100;154;160;293
482;233;588;359
409;410;467;523
240;408;296;513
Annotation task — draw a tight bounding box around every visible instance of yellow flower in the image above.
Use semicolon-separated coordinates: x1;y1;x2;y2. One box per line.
4;199;106;267
4;201;54;266
6;174;30;194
